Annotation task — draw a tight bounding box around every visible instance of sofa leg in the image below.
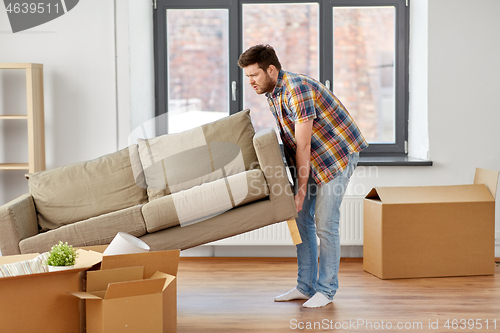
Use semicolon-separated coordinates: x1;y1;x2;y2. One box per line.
286;219;302;245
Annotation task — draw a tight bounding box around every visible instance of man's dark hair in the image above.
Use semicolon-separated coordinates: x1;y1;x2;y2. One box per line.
238;44;282;71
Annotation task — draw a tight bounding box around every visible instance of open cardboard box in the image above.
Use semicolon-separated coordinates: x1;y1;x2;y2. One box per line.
363;168;499;279
76;246;180;333
0;246;179;333
0;249;103;333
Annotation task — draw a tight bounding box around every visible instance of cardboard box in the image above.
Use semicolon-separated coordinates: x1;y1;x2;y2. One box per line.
363;168;499;279
73;249;180;333
0;249;103;333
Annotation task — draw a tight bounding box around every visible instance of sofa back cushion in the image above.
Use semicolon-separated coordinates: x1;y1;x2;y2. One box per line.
137;109;259;201
26;145;148;231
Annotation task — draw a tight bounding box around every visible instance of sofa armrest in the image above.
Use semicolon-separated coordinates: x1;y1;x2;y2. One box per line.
0;194;39;255
253;128;297;220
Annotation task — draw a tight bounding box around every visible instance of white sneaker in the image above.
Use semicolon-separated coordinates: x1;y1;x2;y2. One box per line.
302;292;332;308
274;287;310;302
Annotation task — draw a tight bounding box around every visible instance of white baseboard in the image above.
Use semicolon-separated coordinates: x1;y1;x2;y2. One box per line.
180;245;297;257
180;245;363;258
181;244;500;259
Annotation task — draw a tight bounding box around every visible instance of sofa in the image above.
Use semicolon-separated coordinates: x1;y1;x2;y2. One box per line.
0;110;297;256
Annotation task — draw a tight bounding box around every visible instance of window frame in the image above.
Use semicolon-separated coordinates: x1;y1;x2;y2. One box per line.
153;0;239;135
323;0;409;155
154;0;410;156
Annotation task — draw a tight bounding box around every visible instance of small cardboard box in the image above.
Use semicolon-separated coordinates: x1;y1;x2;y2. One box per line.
363;168;499;279
0;249;103;333
73;249;180;333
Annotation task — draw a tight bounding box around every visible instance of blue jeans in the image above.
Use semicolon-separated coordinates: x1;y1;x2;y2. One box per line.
295;152;359;300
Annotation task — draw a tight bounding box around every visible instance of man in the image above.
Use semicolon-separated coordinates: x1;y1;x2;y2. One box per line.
238;44;368;308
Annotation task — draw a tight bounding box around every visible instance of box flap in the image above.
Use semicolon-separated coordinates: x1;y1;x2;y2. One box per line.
87;266;144;292
365;188;381;200
474;168;499;199
101;249;180;278
366;185;494;204
104;277;166;300
0;253;39;265
74;249;104;269
150;271;176;291
78;245;108;254
70;291;103;300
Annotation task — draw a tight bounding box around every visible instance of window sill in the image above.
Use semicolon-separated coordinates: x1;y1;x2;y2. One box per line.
358;155;433;166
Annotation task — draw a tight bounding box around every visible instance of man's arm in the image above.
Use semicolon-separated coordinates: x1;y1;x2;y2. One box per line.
294;119;313;212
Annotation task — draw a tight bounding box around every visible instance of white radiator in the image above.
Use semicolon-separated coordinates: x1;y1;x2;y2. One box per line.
209;196;364;246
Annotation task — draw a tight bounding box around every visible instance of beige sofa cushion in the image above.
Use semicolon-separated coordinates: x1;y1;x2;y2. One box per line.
142;169;269;233
137;109;259;201
19;205;147;254
26;145;148;231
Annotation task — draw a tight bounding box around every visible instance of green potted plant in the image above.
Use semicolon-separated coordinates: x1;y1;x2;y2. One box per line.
44;241;78;272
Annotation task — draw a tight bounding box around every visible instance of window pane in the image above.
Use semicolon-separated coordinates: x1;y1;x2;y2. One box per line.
167;9;229;133
242;3;319;132
333;7;395;143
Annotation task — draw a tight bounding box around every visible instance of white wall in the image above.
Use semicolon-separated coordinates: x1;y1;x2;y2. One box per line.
408;0;429;161
1;0;499;255
0;0;118;203
127;0;156;142
426;0;500;255
114;0;156;150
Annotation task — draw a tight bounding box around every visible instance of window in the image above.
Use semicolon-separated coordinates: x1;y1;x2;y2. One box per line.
165;8;229;133
242;3;319;133
154;0;409;155
332;6;396;144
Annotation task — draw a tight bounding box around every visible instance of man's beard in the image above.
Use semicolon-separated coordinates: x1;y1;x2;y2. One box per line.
256;73;275;94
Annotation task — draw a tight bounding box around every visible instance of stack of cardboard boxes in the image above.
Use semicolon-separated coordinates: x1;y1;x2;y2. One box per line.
0;246;179;333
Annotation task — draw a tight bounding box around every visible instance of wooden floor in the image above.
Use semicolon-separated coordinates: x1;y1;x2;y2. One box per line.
176;258;500;333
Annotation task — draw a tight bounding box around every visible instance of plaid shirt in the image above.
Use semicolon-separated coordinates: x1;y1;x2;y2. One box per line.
266;70;368;186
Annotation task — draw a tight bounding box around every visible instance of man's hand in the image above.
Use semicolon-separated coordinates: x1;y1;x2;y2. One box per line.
295;190;306;212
